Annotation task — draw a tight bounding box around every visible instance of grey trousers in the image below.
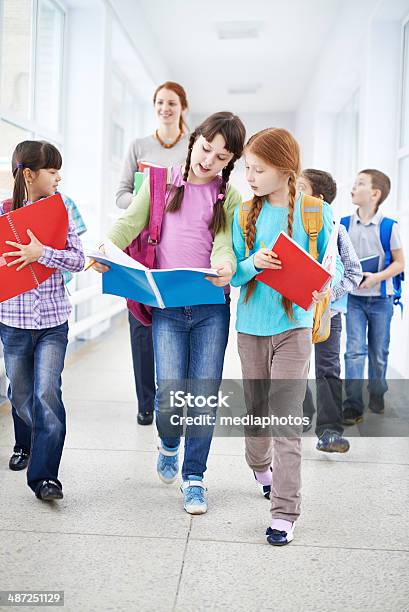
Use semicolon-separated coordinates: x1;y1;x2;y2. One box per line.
238;328;312;522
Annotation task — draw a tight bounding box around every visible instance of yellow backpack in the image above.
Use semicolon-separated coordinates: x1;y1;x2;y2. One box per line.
238;194;331;343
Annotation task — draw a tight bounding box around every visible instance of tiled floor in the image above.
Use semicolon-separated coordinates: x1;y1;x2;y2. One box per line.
0;314;408;611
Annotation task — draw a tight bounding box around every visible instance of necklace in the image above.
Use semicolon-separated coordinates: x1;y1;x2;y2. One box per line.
155;129;183;149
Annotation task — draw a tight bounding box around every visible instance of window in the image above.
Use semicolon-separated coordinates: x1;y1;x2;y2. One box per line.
0;119;32;200
397;19;409;211
334;90;360;212
34;0;64;132
400;20;409;148
0;0;65;199
0;0;32;119
110;70;139;162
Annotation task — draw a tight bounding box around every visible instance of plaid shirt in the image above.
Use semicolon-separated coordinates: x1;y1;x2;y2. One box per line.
332;224;363;301
0;200;85;329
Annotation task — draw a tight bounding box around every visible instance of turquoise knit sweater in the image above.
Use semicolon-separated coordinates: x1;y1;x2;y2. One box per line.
231;196;344;336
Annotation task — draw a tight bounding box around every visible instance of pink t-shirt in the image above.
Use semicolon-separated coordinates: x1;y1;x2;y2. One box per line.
156;166;222;270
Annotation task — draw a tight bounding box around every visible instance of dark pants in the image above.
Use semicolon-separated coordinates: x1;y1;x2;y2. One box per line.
128;312;155;415
0;321;68;492
303;313;344;436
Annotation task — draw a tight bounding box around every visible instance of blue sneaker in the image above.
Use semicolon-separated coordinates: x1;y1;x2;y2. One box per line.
316;430;350;453
180;478;207;515
266;524;295;546
157;444;179;484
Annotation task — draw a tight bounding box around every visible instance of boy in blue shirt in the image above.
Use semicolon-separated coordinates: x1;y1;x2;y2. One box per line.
342;169;405;424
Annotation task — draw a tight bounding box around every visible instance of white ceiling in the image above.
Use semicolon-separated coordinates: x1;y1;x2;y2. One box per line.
132;0;347;113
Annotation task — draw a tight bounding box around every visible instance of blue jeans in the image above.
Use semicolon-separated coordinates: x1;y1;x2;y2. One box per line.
152;301;230;479
12;404;32;453
344;295;394;415
0;321;68;492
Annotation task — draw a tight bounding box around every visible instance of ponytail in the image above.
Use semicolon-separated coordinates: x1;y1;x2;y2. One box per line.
12;167;28;211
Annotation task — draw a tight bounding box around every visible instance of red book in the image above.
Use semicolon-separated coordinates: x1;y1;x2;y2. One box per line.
255;231;331;310
0;194;68;303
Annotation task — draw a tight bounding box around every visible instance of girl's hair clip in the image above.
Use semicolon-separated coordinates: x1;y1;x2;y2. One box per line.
16;162;24;169
217;194;225;201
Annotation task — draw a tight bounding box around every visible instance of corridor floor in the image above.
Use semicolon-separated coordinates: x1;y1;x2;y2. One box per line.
0;314;408;611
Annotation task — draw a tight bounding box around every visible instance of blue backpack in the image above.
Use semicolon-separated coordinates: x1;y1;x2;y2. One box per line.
341;215;404;311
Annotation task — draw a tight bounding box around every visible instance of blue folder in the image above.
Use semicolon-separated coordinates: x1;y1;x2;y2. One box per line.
360;255;379;274
92;253;225;308
151;269;225;307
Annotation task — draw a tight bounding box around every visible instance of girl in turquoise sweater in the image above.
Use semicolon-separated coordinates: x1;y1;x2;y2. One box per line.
231;128;341;546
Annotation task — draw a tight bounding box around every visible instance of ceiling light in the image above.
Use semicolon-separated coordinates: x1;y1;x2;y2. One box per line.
216;21;262;40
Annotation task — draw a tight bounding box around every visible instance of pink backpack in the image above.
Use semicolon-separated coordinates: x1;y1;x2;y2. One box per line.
2;199;12;213
125;166;168;326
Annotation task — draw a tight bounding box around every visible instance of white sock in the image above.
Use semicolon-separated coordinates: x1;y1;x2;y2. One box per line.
271;518;293;533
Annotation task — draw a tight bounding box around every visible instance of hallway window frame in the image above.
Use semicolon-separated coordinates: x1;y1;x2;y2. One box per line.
0;0;66;199
397;15;409;212
334;89;360;212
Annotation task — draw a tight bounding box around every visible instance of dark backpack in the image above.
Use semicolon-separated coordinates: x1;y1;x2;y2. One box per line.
341;215;404;311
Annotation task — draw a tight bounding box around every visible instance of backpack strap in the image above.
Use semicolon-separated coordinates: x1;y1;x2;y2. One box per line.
238;200;253;258
379;217;396;299
340;215;351;232
300;194;324;260
145;166;168;269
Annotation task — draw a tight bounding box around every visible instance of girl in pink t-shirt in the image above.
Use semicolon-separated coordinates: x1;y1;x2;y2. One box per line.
95;112;245;515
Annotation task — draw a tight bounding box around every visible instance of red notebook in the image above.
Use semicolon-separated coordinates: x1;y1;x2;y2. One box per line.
255;231;331;310
0;194;68;303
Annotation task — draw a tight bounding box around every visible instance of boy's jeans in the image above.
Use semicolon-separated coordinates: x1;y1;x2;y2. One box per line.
0;321;68;492
344;295;394;415
152;301;230;480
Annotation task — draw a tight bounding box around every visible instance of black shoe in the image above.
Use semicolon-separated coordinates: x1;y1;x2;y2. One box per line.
9;449;30;471
303;415;313;433
342;411;364;426
35;480;63;501
368;394;385;414
137;411;154;426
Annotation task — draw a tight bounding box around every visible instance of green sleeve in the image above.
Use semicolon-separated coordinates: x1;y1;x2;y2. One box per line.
210;184;242;274
107;175;151;250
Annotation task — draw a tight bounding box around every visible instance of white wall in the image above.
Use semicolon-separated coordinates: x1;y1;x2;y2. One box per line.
293;0;409;376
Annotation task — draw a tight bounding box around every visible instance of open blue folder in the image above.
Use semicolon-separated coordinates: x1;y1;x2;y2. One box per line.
360;255;379;274
88;241;225;308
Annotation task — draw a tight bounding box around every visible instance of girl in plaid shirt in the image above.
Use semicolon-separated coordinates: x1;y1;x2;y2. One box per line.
0;140;84;501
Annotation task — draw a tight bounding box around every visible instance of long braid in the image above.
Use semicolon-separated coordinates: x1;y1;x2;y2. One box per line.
209;158;235;234
244;195;264;302
282;172;297;319
166;131;196;213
